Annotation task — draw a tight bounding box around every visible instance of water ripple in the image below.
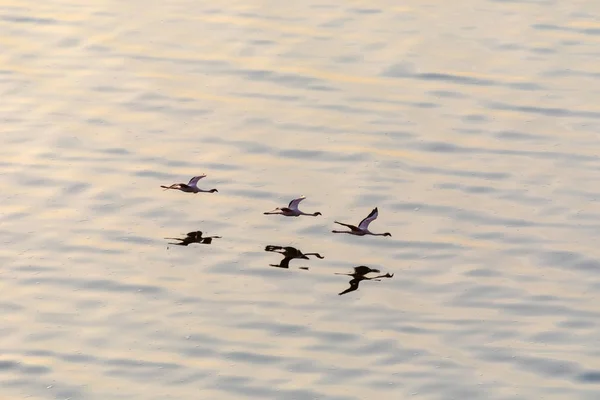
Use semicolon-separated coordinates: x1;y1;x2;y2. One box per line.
1;1;599;399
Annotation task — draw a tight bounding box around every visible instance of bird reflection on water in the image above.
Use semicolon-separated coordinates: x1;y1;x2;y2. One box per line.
165;231;222;246
265;245;324;270
335;266;394;295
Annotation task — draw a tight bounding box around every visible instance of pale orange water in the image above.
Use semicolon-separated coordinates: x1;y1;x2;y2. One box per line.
2;1;600;399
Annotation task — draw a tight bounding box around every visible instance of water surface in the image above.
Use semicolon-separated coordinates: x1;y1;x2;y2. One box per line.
2;0;600;399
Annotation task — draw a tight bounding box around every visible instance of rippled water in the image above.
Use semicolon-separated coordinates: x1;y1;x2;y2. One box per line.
2;0;600;399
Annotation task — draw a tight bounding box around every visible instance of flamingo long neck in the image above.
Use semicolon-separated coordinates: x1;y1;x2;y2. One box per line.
294;209;313;215
370;232;388;236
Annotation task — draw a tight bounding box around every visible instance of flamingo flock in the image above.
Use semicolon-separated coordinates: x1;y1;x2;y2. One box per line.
161;174;394;295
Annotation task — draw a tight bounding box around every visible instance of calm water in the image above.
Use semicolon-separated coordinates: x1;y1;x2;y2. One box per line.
2;0;600;399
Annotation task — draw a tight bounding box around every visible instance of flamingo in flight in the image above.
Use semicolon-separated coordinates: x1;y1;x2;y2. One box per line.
161;174;218;193
332;207;391;237
264;196;322;217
